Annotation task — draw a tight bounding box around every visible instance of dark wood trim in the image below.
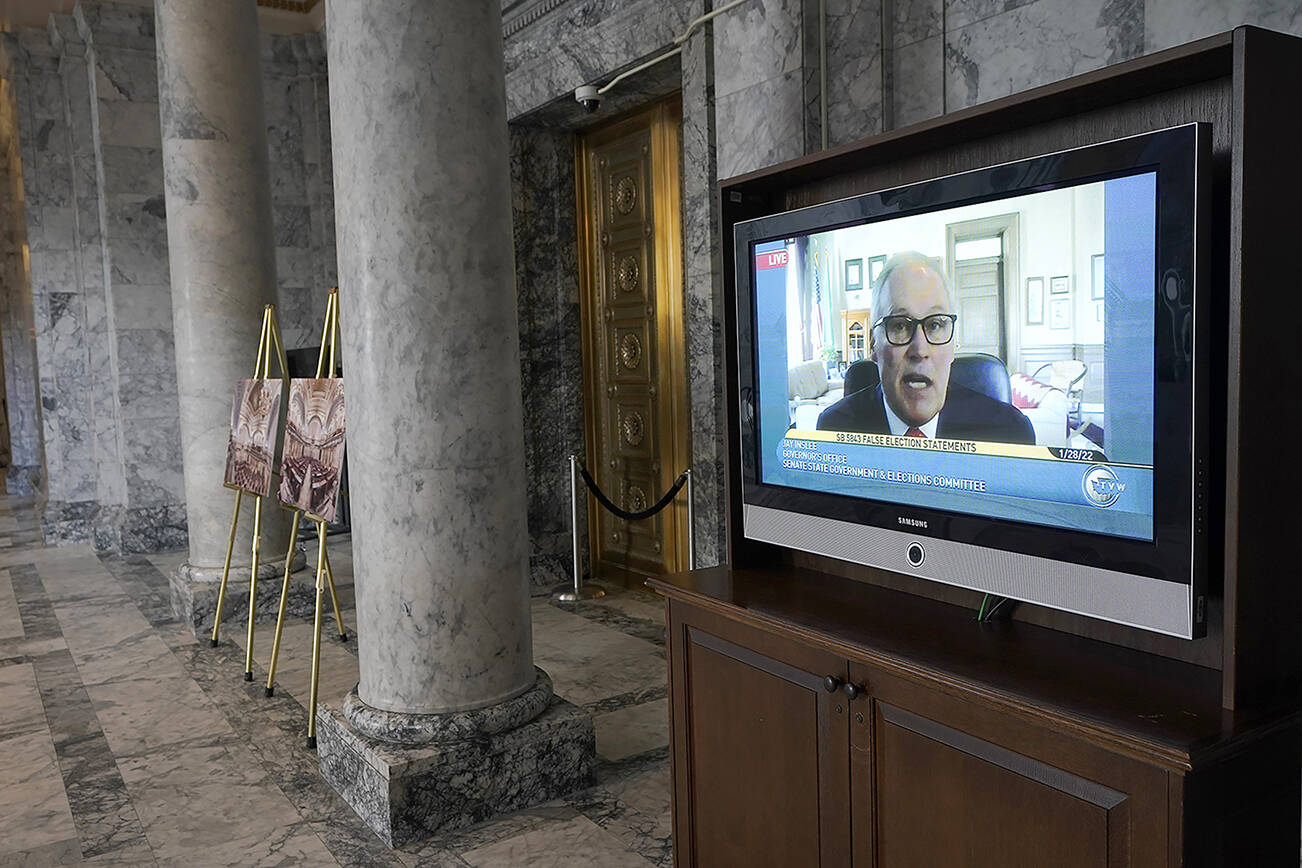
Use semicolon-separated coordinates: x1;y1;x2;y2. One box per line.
817;680;852;868
686;625;826;692
878;702;1128;809
1167;773;1185;867
1109;799;1132;867
667;600;694;868
849;697;874;867
1220;26;1302;710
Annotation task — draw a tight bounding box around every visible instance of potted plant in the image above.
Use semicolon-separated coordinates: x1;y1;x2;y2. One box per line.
819;344;840;376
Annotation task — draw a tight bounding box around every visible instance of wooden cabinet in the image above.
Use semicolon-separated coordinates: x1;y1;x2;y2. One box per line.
655;567;1301;868
858;664;1163;867
672;606;850;868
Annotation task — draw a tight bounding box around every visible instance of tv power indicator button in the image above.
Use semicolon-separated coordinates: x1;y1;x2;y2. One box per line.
906;543;925;568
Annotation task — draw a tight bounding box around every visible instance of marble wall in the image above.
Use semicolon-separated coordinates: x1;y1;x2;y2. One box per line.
503;0;692;122
679;15;727;567
75;2;184;553
11;23;103;535
262;32;337;352
883;0;1302;127
713;0;809;178
824;0;884;145
2;1;336;552
509;126;587;586
0;37;43;496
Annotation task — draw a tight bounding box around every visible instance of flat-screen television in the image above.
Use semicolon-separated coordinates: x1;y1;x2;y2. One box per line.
734;123;1210;638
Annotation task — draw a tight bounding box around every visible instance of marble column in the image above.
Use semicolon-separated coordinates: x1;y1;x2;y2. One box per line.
156;0;290;587
317;0;591;845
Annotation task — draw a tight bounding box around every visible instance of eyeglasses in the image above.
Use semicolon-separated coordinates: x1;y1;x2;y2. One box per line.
872;313;958;346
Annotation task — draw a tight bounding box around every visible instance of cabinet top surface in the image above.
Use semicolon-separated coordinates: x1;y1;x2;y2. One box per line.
649;566;1297;766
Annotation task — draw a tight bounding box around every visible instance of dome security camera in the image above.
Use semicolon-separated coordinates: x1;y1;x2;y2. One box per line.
574;85;603;114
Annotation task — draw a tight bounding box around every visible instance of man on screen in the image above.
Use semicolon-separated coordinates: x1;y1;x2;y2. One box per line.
817;251;1035;444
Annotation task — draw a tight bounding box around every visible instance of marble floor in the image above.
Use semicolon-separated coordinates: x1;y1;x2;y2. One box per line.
0;495;673;867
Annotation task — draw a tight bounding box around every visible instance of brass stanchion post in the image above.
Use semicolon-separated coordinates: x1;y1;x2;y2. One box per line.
553;454;605;602
685;467;695;570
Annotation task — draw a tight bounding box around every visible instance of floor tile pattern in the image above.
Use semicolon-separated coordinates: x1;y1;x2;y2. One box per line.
0;496;673;867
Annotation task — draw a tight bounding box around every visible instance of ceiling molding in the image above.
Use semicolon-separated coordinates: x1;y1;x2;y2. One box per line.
502;0;571;39
256;0;320;12
2;1;323;33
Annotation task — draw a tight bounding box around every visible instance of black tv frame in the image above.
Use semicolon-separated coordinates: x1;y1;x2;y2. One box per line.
732;123;1211;638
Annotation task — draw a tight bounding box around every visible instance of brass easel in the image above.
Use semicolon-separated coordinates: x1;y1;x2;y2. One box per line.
265;288;348;711
254;288;346;750
211;306;295;689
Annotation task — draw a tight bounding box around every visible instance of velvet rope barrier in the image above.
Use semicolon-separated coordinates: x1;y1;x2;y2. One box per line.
577;463;689;522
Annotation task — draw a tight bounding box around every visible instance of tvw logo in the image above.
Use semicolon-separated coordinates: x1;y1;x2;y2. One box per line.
1082;465;1126;508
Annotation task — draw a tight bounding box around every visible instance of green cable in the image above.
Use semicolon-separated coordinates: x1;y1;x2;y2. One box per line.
977;593;989;621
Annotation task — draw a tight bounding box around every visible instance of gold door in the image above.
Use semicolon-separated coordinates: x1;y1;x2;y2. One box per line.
576;98;688;582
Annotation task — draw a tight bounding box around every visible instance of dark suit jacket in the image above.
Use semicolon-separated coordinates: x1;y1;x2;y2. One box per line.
816;383;1036;445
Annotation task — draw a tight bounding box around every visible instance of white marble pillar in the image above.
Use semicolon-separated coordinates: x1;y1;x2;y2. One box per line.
327;0;536;720
156;0;288;580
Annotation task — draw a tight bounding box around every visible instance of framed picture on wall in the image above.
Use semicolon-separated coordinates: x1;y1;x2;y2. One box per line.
845;258;863;291
1096;302;1104;322
868;255;886;286
1091;253;1105;299
1050;275;1071;295
1050;298;1071;330
1026;276;1044;325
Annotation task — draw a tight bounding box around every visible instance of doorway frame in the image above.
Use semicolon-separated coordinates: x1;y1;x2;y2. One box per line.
945;212;1021;374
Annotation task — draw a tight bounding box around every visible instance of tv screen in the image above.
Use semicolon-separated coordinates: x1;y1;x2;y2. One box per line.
734;124;1209;638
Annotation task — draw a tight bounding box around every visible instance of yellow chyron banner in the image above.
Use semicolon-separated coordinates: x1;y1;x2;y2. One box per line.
783;428;1144;468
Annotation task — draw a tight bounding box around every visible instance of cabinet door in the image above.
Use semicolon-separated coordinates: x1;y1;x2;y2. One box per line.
851;663;1169;868
669;602;851;868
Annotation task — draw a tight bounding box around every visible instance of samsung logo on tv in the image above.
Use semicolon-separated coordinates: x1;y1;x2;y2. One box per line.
898;517;928;529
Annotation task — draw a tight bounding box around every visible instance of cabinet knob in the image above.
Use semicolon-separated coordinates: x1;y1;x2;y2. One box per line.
842;682;863;701
823;675;843;693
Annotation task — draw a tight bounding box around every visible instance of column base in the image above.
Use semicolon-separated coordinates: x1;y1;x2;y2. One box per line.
5;464;42;497
168;551;311;637
317;673;595;847
41;501;189;553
